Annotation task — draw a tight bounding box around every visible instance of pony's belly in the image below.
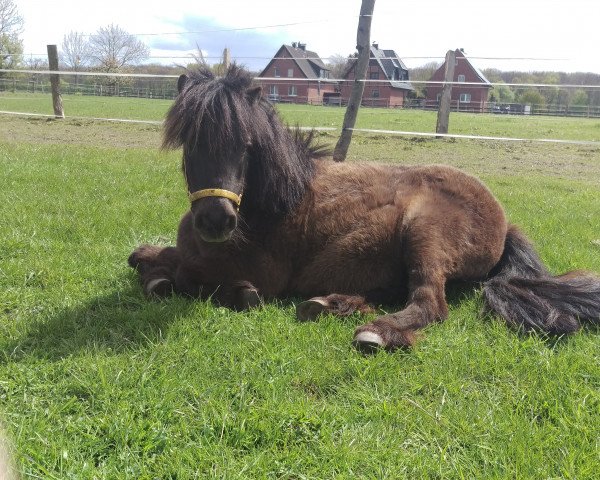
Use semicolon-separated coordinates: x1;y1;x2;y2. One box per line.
295;267;400;297
290;240;403;297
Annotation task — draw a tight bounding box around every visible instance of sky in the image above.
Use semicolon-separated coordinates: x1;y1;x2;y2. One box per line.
17;0;600;74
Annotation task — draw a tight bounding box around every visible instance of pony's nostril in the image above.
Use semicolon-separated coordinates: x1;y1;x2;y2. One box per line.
193;214;206;232
225;213;237;231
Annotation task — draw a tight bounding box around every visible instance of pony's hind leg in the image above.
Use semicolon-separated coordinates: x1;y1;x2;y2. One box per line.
353;271;448;353
296;294;375;322
128;245;180;297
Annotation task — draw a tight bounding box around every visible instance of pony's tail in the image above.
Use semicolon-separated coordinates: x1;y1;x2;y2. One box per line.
482;225;600;334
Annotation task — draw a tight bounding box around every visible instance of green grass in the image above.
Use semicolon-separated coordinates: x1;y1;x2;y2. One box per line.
2;91;600;141
1;108;600;478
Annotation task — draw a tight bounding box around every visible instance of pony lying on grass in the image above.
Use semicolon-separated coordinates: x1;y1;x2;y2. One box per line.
129;65;600;352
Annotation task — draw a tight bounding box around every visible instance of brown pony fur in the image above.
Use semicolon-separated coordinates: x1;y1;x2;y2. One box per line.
129;65;600;352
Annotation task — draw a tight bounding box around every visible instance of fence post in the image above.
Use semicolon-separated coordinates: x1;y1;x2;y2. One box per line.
436;49;456;136
223;48;230;69
46;45;65;119
333;0;376;162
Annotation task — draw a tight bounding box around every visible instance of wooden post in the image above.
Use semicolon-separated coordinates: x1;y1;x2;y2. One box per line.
333;0;375;162
223;48;230;69
435;49;456;136
46;45;64;119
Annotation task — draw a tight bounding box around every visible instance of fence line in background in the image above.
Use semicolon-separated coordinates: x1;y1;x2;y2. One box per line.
3;69;600;89
2;110;599;146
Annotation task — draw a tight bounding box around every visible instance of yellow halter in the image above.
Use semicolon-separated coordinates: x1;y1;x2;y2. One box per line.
188;188;242;210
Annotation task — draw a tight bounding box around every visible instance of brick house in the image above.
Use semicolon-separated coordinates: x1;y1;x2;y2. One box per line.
338;43;414;107
426;49;492;112
257;43;336;104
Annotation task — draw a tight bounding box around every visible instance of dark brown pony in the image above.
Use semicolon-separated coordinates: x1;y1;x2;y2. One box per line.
129;65;600;352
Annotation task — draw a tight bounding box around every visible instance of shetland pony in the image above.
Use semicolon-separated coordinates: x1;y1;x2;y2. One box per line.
129;65;600;352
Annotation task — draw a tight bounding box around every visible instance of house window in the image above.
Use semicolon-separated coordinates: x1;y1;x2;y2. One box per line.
372;89;380;98
269;85;279;97
457;74;466;83
459;93;471;103
273;67;280;77
370;71;379;80
287;68;294;77
288;85;297;96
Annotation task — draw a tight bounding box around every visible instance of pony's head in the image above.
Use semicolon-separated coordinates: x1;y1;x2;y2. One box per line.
163;65;326;243
162;66;259;242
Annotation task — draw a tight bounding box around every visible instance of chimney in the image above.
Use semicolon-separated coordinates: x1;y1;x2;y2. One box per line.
292;42;297;48
372;41;379;50
298;43;306;51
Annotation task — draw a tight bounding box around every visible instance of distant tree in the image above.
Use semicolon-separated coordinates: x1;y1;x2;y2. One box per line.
482;68;503;83
24;57;47;70
0;0;22;36
570;89;588;106
88;24;149;72
326;54;352;79
0;32;21;68
488;82;515;104
23;56;47;88
409;61;441;98
0;0;23;70
87;24;149;93
61;31;90;70
517;89;546;111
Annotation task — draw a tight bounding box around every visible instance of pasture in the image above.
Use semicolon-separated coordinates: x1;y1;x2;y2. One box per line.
1;93;600;478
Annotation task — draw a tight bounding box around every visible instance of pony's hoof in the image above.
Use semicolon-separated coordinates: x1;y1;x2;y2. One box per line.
296;298;328;322
236;288;261;310
352;331;384;354
145;278;173;297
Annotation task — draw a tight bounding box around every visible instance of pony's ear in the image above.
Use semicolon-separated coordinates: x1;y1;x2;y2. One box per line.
177;74;188;93
246;86;262;104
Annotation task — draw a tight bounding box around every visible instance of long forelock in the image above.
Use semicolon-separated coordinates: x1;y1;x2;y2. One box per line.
163;66;256;152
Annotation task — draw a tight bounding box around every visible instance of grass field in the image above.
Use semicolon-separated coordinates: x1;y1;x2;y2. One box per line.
1;93;600;478
3;91;600;142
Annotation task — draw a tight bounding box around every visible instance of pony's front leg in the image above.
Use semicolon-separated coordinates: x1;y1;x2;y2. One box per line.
211;281;262;311
174;264;262;311
128;245;180;297
296;294;375;322
353;272;448;353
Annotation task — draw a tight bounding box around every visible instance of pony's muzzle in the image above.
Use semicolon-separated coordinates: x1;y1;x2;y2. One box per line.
192;197;238;242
